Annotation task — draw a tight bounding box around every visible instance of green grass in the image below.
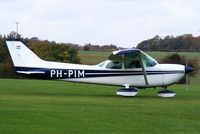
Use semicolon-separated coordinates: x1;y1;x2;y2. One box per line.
0;78;200;134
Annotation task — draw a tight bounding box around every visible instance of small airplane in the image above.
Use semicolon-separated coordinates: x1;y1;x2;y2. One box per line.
6;39;194;97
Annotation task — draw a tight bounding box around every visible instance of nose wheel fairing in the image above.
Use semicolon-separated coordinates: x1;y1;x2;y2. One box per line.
157;89;176;98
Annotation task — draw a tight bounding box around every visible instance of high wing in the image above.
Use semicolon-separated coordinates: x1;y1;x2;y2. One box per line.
108;49;149;85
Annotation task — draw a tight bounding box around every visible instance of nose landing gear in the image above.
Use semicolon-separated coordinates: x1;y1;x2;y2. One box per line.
157;87;176;98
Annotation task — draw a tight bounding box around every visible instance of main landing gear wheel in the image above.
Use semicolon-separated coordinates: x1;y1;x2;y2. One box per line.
157;89;176;98
116;88;138;97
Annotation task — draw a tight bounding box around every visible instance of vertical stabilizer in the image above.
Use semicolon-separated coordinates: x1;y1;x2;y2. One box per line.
6;40;44;68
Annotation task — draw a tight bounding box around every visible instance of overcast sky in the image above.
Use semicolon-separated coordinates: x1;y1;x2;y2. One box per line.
0;0;200;47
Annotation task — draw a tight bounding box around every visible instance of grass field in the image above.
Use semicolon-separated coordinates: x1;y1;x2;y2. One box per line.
0;79;200;134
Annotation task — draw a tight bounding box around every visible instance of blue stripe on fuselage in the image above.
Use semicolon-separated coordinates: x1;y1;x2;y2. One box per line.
14;66;184;79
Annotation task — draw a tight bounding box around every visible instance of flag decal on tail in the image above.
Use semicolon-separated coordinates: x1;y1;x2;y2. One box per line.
16;45;21;49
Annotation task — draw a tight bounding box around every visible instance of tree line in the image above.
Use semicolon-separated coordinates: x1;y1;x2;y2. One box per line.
136;34;200;51
82;43;120;51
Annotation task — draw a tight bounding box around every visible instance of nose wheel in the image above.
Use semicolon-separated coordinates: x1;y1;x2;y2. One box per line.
157;88;176;98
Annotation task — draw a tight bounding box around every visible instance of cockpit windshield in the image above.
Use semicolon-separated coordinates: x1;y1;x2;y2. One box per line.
142;53;158;67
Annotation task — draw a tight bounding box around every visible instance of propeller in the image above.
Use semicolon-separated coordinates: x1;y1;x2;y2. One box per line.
185;52;194;91
185;52;189;91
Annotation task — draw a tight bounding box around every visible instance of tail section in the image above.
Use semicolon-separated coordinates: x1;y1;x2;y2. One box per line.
6;40;44;68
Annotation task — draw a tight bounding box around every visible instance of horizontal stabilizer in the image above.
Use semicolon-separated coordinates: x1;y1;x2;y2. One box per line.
16;71;45;74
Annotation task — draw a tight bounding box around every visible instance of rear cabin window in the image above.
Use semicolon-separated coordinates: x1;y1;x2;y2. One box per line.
97;61;107;67
106;61;122;69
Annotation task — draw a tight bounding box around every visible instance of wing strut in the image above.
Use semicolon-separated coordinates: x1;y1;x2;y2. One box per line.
139;53;149;85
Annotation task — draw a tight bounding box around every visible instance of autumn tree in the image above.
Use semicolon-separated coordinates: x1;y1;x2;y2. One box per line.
28;41;80;63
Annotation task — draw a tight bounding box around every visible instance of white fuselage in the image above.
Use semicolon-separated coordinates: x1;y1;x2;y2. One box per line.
42;61;185;88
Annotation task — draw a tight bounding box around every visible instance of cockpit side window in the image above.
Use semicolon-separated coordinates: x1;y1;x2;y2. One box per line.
124;53;141;69
124;53;157;69
106;61;122;69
